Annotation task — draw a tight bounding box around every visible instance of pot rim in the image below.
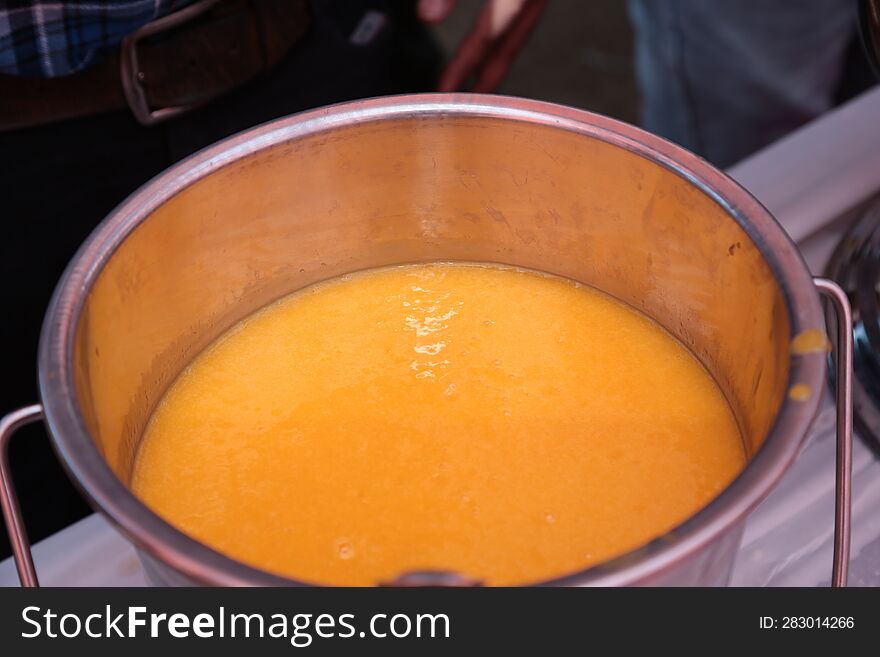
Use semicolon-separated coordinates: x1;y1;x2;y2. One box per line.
37;93;827;586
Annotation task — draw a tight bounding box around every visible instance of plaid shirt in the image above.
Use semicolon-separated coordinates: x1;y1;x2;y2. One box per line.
0;1;195;78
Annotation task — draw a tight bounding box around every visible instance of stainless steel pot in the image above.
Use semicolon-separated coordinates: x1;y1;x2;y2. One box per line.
0;94;854;587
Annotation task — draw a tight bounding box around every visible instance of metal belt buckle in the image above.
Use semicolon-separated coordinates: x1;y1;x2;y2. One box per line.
119;0;224;126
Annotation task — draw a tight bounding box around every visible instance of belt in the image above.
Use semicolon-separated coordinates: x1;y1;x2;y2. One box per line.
0;0;310;131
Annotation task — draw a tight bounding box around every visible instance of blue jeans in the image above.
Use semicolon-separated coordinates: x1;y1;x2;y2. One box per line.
628;0;859;167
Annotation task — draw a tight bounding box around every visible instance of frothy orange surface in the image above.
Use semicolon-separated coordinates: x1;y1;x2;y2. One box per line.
132;263;745;585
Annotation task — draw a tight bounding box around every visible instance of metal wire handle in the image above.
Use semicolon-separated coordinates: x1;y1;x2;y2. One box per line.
0;403;43;587
814;278;854;587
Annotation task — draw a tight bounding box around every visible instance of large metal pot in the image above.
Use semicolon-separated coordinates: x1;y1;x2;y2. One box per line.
0;95;853;587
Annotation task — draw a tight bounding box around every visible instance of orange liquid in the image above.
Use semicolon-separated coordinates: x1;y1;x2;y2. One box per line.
132;263;745;585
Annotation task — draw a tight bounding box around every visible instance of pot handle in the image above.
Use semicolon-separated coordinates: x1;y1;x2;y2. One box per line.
0;404;43;587
814;278;853;587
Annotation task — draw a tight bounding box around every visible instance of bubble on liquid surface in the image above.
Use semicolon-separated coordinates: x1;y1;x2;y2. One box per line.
335;540;354;560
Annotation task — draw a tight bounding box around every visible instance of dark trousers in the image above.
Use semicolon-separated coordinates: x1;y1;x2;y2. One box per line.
0;0;440;559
